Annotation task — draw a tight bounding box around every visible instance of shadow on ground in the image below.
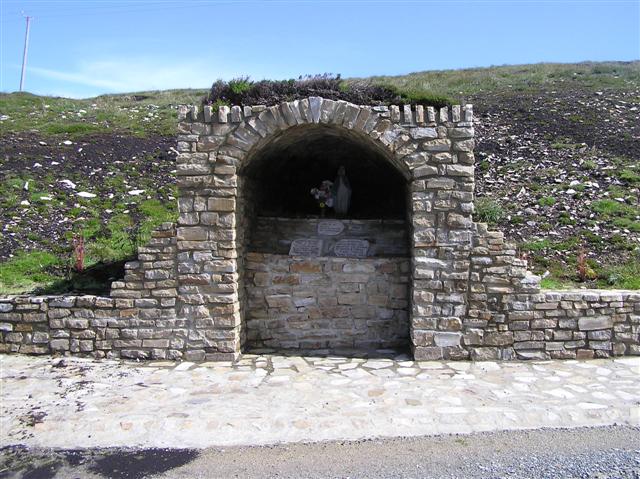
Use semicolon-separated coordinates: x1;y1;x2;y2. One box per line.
0;446;199;479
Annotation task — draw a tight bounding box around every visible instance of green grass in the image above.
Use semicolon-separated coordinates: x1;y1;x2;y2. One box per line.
0;195;177;294
540;277;574;289
397;90;452;108
474;198;504;225
361;61;640;100
526;245;640;290
0;89;207;138
521;239;552;252
0;251;62;293
597;258;640;289
551;141;583;150
591;199;639;220
619;168;640;184
558;212;577;225
538;196;556;207
612;218;640;233
520;237;579;253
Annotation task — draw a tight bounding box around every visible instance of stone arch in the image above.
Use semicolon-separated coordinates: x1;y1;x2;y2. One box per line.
174;98;481;361
217;98;413;180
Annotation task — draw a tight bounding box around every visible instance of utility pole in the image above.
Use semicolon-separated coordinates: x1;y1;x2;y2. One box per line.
19;15;32;92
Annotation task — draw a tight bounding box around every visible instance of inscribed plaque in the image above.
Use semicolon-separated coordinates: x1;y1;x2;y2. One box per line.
334;239;369;258
317;220;345;236
289;239;323;257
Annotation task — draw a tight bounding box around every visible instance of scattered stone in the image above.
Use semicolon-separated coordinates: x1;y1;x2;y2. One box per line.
58;179;76;189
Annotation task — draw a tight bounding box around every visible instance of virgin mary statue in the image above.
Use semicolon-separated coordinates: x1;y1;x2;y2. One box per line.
333;166;351;216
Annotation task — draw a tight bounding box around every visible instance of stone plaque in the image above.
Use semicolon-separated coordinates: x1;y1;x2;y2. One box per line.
317;220;344;236
334;239;369;258
289;239;323;257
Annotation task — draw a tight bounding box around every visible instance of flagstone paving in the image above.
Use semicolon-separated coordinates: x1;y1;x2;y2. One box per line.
1;353;638;449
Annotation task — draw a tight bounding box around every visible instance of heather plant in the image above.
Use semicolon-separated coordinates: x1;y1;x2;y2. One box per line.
204;74;451;109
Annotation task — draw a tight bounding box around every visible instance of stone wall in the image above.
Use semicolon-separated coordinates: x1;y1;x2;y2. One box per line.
1;97;638;361
2;287;636;359
244;253;410;350
464;288;640;360
0;294;187;359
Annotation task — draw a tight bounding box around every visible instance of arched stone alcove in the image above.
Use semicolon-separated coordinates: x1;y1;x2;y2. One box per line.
237;123;412;353
170;98;484;361
241;124;408;219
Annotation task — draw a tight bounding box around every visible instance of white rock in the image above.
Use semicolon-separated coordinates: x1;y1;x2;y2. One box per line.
569;180;581;186
77;191;96;198
565;189;576;195
33;163;42;168
128;189;145;196
20;200;30;206
59;179;77;189
62;140;73;145
23;181;29;191
39;196;53;201
38;141;47;146
51;161;60;166
0;114;9;121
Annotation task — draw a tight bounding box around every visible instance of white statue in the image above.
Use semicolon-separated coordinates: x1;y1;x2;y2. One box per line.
333;166;351;216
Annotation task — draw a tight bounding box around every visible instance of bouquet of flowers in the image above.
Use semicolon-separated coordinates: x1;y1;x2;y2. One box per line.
310;180;334;213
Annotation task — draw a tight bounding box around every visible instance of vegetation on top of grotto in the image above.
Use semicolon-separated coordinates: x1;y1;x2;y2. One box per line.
203;74;452;110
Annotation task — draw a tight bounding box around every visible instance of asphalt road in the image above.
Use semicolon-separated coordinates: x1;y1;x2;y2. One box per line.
2;426;639;478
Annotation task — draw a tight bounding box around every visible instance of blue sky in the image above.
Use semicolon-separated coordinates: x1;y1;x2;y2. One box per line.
1;0;639;98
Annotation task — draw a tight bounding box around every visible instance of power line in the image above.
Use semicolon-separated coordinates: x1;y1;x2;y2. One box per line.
19;14;32;92
2;2;226;19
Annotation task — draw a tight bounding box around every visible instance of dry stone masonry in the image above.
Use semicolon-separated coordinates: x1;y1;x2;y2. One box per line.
1;97;638;361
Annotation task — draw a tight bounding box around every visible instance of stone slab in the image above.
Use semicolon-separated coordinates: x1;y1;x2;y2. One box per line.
289;239;323;257
333;239;369;258
317;220;345;236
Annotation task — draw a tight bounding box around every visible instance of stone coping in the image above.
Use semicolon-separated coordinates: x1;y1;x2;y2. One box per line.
178;97;473;126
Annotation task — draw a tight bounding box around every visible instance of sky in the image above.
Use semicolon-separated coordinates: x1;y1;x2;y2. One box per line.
0;0;639;98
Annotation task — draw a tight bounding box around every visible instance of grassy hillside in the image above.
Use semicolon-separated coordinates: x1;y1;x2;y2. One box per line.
0;61;638;293
365;61;640;99
0;89;207;138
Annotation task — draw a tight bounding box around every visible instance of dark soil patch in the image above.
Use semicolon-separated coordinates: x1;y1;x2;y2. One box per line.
469;86;639;280
0;132;176;261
